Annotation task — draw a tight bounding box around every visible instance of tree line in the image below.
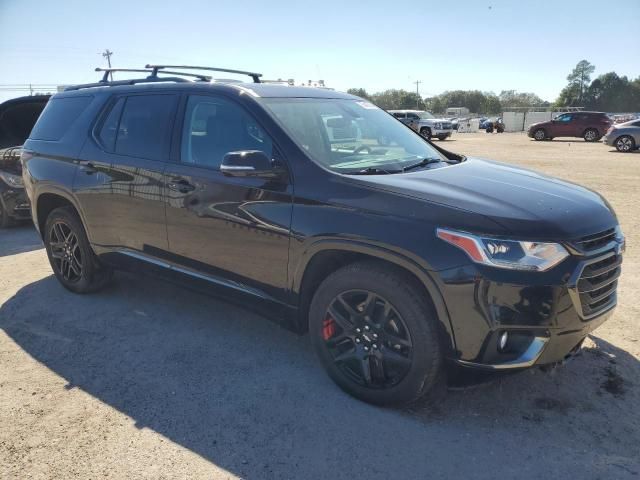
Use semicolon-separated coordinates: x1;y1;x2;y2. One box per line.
347;60;640;115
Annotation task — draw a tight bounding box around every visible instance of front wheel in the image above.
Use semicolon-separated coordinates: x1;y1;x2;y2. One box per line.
0;201;14;228
615;135;636;152
419;127;432;139
533;128;546;141
583;128;600;142
309;261;443;406
44;206;113;293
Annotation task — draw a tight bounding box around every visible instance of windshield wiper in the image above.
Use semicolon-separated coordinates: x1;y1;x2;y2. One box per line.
343;166;402;175
402;157;442;172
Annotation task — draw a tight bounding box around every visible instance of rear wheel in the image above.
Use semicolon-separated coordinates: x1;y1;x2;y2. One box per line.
44;206;113;293
533;128;546;141
420;127;432;139
583;128;599;142
309;261;443;406
615;135;635;152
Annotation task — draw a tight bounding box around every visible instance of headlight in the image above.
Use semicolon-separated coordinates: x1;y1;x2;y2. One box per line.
437;228;569;271
0;171;24;188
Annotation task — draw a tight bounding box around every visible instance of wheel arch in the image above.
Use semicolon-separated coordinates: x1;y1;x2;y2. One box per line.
34;187;86;240
292;239;456;354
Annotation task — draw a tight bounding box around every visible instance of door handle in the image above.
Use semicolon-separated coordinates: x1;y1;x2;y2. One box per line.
168;177;196;193
79;161;97;174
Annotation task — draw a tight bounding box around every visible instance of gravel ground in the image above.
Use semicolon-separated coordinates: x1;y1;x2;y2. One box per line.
1;132;639;479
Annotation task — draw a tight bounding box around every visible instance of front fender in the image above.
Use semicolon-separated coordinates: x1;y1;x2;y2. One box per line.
291;237;457;354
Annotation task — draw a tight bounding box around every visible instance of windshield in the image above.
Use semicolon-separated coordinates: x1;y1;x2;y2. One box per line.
417;111;435;119
262;98;447;173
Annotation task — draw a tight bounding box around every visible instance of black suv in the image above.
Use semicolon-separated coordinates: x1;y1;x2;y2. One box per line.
22;66;624;406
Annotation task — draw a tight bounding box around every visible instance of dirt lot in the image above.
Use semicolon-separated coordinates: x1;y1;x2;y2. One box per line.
1;132;639;479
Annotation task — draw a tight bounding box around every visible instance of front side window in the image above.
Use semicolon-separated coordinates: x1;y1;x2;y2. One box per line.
115;94;177;161
556;113;573;123
262;98;447;173
181;95;272;169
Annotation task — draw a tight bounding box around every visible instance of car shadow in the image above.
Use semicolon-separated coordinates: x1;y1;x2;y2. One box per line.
0;223;42;257
1;273;639;478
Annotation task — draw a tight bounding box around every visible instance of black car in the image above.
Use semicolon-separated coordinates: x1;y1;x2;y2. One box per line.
22;66;624;406
0;95;50;227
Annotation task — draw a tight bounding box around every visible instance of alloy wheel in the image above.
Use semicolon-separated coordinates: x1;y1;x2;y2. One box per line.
584;129;598;141
322;290;413;389
616;136;633;152
49;221;83;282
534;129;545;140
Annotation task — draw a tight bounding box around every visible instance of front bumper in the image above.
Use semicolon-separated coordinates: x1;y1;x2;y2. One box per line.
437;237;622;370
432;129;452;138
0;186;31;220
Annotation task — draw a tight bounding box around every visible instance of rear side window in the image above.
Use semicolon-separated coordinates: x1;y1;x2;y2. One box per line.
97;97;125;151
30;96;92;141
115;95;177;161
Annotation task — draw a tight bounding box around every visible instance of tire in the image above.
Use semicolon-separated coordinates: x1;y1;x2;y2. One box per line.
533;128;546;141
44;206;113;293
309;261;443;406
419;127;432;139
583;128;599;142
437;135;447;141
615;135;635;153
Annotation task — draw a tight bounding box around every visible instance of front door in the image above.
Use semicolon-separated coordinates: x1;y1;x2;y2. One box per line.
553;113;575;137
163;94;292;300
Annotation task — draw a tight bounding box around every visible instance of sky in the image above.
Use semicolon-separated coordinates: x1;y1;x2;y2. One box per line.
1;0;639;103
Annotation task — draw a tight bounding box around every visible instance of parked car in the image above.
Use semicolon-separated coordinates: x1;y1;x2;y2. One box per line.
388;109;453;140
0;95;50;227
23;66;624;406
602;119;640;153
527;111;612;142
477;117;489;129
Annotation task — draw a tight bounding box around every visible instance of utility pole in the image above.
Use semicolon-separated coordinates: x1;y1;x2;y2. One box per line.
413;80;422;109
102;49;114;80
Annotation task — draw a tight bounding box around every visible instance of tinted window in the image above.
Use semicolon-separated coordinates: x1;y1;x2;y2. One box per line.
30;96;92;141
181;95;272;169
115;95;176;160
97;97;125;151
556;113;572;123
392;112;405;119
407;113;419;120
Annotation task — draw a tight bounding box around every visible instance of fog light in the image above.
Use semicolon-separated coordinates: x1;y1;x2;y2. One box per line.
498;331;509;352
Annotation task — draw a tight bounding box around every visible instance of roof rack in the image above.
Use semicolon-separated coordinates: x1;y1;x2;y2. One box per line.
64;67;213;91
145;64;262;83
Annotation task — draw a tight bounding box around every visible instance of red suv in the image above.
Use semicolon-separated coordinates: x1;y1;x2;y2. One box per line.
528;111;612;142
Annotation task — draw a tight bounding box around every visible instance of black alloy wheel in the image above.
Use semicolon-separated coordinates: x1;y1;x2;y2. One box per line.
322;290;413;389
48;220;83;283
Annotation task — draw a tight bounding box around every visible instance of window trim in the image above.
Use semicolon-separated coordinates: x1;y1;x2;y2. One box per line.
92;95;126;152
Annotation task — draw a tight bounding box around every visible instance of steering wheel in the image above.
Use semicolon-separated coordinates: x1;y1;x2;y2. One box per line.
353;145;372;155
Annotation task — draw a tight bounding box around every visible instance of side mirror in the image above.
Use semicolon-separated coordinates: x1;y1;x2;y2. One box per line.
220;150;282;178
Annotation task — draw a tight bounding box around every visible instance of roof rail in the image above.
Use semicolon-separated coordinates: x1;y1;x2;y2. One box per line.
145;64;262;83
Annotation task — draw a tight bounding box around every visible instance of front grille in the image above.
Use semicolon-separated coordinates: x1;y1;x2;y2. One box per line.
573;228;616;251
576;253;621;317
441;122;452;130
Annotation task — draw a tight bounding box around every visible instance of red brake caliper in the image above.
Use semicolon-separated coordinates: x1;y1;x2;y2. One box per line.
322;315;336;340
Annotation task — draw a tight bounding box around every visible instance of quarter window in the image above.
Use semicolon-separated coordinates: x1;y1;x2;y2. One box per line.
181;95;272;169
115;95;177;161
30;96;93;141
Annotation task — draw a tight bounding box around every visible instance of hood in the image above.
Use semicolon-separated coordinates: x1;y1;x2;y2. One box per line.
420;118;450;123
351;158;617;240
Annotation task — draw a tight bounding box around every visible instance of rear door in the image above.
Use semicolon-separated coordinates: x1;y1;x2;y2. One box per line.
75;93;178;252
163;94;292;300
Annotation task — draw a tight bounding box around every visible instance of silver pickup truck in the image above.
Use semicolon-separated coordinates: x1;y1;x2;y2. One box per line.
388;109;453;140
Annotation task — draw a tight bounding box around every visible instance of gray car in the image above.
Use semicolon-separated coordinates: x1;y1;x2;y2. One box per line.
603;118;640;152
